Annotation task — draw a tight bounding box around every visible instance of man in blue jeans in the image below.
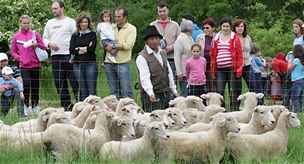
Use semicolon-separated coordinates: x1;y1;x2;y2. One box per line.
104;7;137;98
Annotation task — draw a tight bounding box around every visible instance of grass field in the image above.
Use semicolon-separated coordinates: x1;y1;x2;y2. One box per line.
0;58;303;164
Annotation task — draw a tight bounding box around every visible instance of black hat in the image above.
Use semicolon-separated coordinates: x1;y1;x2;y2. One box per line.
143;25;163;41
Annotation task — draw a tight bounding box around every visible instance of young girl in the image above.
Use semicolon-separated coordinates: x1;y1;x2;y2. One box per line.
249;43;266;96
185;44;207;97
288;45;304;113
96;10;117;57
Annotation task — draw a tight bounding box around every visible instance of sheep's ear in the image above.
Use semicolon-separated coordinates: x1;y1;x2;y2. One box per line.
220;95;224;101
254;106;260;113
237;94;245;101
200;94;209;99
150;113;155;117
256;93;264;99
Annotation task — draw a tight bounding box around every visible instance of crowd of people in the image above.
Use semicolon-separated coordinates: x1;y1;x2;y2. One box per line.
0;0;303;117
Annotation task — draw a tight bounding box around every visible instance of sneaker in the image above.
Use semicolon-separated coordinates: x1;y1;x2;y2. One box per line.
23;105;29;116
32;106;40;113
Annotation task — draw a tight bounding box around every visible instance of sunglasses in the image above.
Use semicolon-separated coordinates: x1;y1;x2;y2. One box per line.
203;26;210;29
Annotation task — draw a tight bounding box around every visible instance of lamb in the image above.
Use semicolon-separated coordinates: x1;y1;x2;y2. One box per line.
44;111;135;160
179;122;212;132
200;92;224;106
239;106;275;134
215;92;264;123
65;101;89;119
115;104;140;119
166;107;187;129
169;96;205;111
70;103;96;128
100;121;170;162
163;115;240;163
83;95;109;110
11;107;61;132
46;112;71;128
227;111;301;161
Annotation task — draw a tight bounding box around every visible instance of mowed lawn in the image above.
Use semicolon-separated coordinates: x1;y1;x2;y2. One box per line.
0;58;303;164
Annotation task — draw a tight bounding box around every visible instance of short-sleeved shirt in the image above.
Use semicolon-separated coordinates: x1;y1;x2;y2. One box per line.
291;58;304;81
0;65;21;78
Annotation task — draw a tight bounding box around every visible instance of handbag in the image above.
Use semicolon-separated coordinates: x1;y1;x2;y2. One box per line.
32;31;48;62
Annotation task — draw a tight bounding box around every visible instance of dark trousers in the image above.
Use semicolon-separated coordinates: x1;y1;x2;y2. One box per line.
242;65;250;89
216;67;241;111
73;63;98;101
141;90;173;113
206;67;216;92
52;55;79;111
282;74;292;107
21;68;40;107
250;71;264;105
188;85;207;97
1;93;24;117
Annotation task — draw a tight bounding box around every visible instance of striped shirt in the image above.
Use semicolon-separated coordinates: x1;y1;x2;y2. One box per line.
216;39;232;68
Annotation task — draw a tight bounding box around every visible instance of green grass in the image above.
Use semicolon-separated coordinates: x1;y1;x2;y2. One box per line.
0;57;303;163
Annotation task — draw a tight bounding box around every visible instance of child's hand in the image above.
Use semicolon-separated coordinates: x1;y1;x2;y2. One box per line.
20;92;25;100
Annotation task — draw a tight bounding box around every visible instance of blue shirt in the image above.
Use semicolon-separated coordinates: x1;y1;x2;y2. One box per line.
192;23;203;42
251;55;264;73
0;77;23;97
291;58;304;81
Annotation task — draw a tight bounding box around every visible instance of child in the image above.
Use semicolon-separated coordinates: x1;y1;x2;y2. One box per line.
249;43;266;104
185;44;207;97
288;45;304;113
96;10;117;59
0;66;25;116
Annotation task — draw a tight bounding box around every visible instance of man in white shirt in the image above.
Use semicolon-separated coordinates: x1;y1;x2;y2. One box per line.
136;25;178;112
43;0;78;111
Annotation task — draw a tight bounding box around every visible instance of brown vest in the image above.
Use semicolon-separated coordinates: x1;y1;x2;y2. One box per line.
139;48;170;94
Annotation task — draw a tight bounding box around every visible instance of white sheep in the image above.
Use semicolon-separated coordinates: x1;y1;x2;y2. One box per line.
44;111;135;160
70;103;96;128
239;106;275;134
227;111;301;161
134;110;175;137
200;92;223;106
115;104;140;119
215;92;264;123
163;115;240;163
83;95;109;110
46;112;71;128
100;121;169;162
166;107;187;130
11;107;61;132
102;95;119;111
169;96;205;111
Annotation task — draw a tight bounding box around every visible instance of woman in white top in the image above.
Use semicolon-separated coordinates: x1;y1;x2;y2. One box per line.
292;19;304;47
233;19;253;89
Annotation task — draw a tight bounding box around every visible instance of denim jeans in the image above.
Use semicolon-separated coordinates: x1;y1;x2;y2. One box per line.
283;73;292;107
52;55;79;111
21;68;40;108
290;79;304;113
1;92;24;117
179;77;188;97
73;62;98;101
216;67;240;111
104;63;133;98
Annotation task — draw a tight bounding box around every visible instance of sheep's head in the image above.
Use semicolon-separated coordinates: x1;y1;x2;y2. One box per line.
146;121;170;141
116;104;138;119
204;105;226;122
47;112;71;128
39;107;61;123
237;92;264;110
253;106;275;128
287;112;301;128
269;105;288;121
185;96;205;111
83;95;102;104
102;95;119;111
201;92;224;106
168;97;187;108
213;115;240;133
150;110;175;128
166;107;187;127
182;108;199;125
114;117;136;140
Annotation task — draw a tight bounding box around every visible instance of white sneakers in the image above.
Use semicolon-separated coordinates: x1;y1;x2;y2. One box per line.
23;105;40;116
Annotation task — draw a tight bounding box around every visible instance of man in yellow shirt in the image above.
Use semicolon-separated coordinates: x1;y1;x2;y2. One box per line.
104;7;137;98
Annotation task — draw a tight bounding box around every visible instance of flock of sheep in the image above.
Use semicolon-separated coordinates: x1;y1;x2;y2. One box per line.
0;92;301;163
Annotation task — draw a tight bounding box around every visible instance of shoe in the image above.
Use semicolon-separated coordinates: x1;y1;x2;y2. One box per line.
32;106;40;113
24;105;32;116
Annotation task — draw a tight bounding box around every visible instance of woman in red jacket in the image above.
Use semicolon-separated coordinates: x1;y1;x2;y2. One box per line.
211;17;243;111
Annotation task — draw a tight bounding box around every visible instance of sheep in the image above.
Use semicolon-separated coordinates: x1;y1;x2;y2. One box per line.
65;101;89;119
46;112;71;128
200;92;224;106
163;115;240;163
83;95;109;110
102;95;119;111
115;104;140;119
166;107;187;130
134;110;175;137
239;106;275;134
179;122;212;132
11;107;61;132
227;111;301;161
44;111;135;160
70;103;96;128
100;121;170;162
169;96;205;111
215;92;264;123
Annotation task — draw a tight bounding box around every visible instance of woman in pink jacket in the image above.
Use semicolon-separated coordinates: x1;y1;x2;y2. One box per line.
11;15;46;112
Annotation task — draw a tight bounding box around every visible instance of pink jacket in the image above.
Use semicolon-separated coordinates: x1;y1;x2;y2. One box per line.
11;29;46;68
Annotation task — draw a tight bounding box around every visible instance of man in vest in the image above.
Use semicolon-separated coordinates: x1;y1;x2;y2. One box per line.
136;25;178;112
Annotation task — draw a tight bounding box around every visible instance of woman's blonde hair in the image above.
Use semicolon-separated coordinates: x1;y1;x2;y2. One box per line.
19;15;32;23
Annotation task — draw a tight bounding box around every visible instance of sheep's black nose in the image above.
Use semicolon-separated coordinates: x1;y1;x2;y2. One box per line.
166;135;170;139
164;124;169;128
271;121;275;124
